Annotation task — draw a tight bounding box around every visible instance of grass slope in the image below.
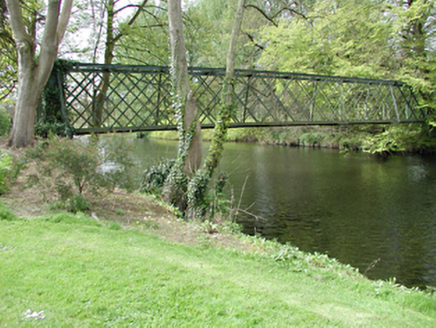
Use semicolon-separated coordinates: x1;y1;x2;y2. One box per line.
1;212;435;327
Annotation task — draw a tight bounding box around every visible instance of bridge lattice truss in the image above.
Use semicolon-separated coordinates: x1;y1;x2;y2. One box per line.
57;64;424;134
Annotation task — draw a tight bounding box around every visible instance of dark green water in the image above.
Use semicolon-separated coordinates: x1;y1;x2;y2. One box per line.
125;137;436;288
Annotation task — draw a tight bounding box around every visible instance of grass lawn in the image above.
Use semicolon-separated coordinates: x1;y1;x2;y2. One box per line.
1;211;435;327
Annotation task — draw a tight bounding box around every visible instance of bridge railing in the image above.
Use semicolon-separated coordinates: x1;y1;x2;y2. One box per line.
57;63;424;134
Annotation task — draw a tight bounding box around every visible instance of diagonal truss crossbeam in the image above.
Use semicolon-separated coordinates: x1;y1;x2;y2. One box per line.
53;63;426;135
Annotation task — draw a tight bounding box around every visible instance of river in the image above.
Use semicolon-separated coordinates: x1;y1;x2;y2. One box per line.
115;136;436;288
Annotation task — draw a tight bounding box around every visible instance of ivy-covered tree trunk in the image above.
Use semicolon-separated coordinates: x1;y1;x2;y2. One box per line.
203;0;245;174
163;0;202;212
185;0;245;218
167;0;202;173
184;0;245;215
36;59;75;138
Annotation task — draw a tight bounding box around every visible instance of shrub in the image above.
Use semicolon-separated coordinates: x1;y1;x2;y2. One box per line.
299;132;324;147
48;194;90;213
34;121;74;139
361;125;429;155
23;136;109;211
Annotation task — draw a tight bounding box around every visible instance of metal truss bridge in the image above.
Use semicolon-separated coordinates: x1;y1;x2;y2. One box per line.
49;63;426;135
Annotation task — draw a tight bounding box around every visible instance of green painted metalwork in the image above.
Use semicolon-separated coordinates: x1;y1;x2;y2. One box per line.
51;63;425;135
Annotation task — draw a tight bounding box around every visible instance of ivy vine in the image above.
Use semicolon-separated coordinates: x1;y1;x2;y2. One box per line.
36;59;76;138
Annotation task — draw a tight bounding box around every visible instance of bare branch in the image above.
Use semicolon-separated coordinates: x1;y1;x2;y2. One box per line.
126;1;149;26
114;0;148;43
139;24;165;29
113;4;141;16
244;4;307;27
118;53;166;65
245;4;278;27
227;0;246;76
146;5;167;12
0;83;15;101
142;8;165;24
236;208;265;221
40;0;61;52
271;7;306;20
38;0;73;83
244;32;264;50
115;3;167;15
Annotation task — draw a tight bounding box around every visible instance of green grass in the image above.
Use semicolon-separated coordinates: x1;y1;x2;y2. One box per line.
1;211;435;327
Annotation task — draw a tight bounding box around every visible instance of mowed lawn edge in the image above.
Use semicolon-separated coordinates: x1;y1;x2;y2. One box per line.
1;212;435;327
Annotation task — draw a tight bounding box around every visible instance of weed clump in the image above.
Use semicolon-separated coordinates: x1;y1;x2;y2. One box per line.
140;160;175;194
0;150;13;195
0;201;16;221
0;107;11;136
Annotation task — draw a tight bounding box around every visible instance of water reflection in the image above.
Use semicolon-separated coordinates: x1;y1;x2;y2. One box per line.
126;137;436;288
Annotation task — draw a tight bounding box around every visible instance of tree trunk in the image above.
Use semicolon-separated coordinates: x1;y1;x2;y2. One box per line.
9;72;40;147
167;0;202;173
185;0;245;218
92;0;148;128
93;0;115;127
162;0;203;213
203;0;245;176
6;0;73;147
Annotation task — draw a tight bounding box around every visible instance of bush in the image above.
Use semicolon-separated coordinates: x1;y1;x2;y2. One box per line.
299;132;324;147
23;136;109;211
361;125;434;155
34;121;74;139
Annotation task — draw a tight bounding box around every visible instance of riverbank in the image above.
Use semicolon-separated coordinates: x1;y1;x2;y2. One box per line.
150;126;367;149
150;123;435;154
1;203;435;326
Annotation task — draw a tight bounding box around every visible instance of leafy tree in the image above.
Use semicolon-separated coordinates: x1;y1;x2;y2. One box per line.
259;0;399;78
115;0;169;65
394;0;436;112
257;0;435;153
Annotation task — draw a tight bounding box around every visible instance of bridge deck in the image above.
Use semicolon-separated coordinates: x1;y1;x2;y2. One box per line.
49;64;425;135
